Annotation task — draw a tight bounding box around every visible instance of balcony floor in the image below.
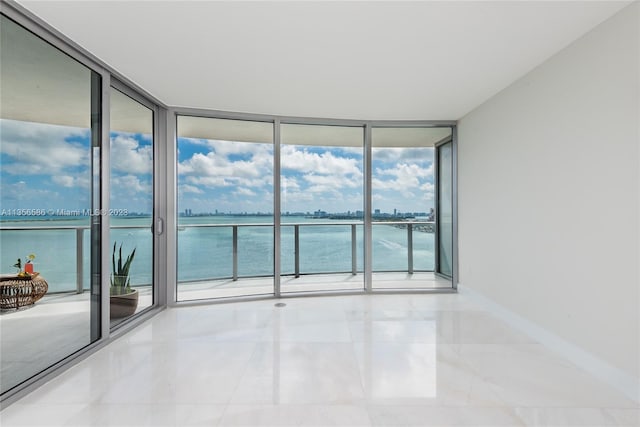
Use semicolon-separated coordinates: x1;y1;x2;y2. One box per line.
178;272;452;300
2;282;638;426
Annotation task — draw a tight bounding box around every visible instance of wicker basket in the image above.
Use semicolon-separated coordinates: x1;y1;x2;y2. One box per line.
0;275;48;310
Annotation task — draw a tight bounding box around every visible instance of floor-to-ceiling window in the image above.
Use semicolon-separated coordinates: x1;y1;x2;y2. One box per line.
0;15;102;395
109;86;155;326
176;116;274;300
280;124;364;293
173;118;456;298
371;127;452;289
436;139;454;278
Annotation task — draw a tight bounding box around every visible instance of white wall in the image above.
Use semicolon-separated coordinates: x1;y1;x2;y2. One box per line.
458;1;639;397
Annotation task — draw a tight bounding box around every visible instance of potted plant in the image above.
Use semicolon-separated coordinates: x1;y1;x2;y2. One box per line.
110;242;138;318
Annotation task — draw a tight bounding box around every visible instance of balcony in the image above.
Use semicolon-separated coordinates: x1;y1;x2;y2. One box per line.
0;220;449;393
1;220;448;296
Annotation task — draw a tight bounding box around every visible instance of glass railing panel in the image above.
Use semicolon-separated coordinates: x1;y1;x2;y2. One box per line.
412;224;436;271
280;224;295;276
1;227;82;293
177;225;233;282
237;224;274;278
298;224;357;274
372;222;410;272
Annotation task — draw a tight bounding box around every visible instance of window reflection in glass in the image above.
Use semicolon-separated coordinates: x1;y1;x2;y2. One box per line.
0;15;101;395
109;88;154;326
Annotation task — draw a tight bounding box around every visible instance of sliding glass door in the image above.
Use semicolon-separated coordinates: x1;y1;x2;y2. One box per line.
435;139;454;279
0;15;102;395
109;86;155;326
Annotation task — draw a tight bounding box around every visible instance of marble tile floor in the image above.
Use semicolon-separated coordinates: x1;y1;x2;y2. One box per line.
1;273;449;393
0;288;154;393
1;293;638;426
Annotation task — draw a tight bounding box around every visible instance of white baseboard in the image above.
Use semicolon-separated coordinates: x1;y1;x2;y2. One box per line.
458;283;640;404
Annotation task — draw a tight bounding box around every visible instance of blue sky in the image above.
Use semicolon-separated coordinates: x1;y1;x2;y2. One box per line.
1;119;92;212
109;132;153;213
178;137;435;215
0;119;153;214
0;119;433;216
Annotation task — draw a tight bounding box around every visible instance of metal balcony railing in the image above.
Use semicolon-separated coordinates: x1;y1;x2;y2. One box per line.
178;220;434;281
0;224;147;294
1;220;435;292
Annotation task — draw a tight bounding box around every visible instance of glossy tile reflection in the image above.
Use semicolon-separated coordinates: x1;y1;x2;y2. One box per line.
1;293;638;426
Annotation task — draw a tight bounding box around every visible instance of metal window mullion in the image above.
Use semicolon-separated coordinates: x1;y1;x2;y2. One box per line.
76;228;84;294
232;226;238;281
364;124;372;292
273;119;281;297
155;107;168;307
407;224;413;274
166;109;178;305
99;72;110;342
451;126;459;290
434;144;441;275
351;224;357;275
294;225;300;278
107;80;165;308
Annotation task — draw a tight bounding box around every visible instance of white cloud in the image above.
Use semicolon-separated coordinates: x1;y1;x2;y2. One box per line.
303;173;361;191
179;184;204;194
282;189;314;204
110;134;153;174
206;139;272;157
307;185;340;195
52;175;75;187
52;174;90;189
281;145;362;177
422;192;434;201
180;152;261;179
111;175;151;196
420;182;434;192
281;176;300;191
184;175;230;187
0;119;89;175
235;187;257;197
372;147;433;164
374;163;433;191
178;141;273;190
0;180;61;205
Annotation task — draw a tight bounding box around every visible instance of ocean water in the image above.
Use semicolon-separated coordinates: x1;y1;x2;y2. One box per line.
0;216;434;293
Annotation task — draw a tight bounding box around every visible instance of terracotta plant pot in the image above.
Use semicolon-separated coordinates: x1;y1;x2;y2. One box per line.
110;288;139;319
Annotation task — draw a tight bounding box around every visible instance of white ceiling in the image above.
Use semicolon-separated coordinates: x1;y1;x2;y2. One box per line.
16;0;632;121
